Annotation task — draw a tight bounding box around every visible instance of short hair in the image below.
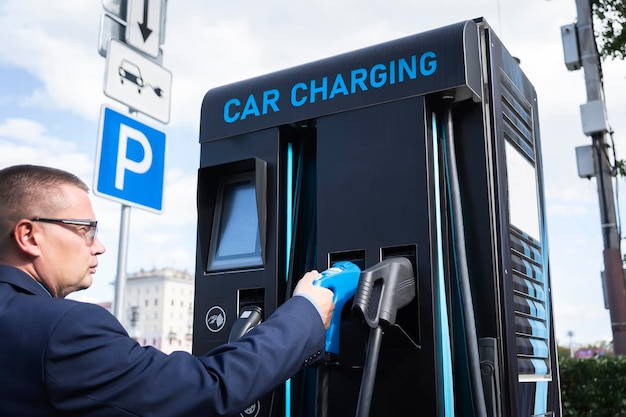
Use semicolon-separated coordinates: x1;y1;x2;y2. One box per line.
0;165;89;236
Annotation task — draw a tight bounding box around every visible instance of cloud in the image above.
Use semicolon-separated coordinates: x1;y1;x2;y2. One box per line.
0;118;95;181
0;1;103;120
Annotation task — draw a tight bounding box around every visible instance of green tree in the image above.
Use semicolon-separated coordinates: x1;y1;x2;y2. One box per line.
593;0;626;59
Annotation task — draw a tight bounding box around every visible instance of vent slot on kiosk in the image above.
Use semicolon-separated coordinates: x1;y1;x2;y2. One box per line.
198;158;268;273
380;244;417;278
328;249;366;270
238;288;265;318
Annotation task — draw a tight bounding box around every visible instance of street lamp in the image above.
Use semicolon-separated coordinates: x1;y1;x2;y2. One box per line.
567;330;575;358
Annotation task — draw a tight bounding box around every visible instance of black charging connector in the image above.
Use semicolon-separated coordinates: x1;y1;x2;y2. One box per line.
352;257;415;329
351;257;416;417
228;305;263;343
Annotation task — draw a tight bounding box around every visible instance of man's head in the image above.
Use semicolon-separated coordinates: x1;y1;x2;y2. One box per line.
0;165;106;298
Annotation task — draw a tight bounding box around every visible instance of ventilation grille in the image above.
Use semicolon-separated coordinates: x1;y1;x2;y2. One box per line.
500;73;550;381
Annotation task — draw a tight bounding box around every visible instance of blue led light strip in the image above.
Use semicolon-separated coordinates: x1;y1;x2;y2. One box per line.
285;142;294;417
433;113;455;417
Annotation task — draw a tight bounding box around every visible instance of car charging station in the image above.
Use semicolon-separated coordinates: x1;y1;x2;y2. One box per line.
192;18;562;417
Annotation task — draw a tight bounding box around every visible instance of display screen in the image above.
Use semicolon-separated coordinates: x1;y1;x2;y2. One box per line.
505;140;540;242
207;172;263;271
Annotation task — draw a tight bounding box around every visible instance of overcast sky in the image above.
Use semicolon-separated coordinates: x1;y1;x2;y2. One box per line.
1;0;625;348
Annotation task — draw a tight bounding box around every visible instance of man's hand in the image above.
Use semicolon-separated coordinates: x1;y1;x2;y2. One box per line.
293;271;335;330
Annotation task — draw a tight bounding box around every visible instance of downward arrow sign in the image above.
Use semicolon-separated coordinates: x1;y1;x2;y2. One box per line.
137;0;152;42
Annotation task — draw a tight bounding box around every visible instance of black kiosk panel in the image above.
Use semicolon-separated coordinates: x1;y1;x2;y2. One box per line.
315;97;437;416
194;131;278;355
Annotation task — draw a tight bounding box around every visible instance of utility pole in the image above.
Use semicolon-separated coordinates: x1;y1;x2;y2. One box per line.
562;0;626;354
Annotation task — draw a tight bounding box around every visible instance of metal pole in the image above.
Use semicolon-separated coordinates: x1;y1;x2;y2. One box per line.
575;0;626;354
113;204;131;320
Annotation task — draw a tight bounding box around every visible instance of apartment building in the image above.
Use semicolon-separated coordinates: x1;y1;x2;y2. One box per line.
120;268;195;354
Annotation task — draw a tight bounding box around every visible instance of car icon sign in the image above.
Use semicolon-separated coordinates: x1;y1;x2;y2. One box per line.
118;59;144;93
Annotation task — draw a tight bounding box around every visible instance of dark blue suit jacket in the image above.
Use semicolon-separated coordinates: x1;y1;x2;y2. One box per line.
0;265;324;416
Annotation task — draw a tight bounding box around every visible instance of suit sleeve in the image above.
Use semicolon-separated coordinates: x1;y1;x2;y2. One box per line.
44;296;325;417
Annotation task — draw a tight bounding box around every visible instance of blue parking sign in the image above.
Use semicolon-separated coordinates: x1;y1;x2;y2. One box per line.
95;106;167;213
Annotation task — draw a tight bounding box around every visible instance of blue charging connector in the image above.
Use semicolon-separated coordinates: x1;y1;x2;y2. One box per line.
313;261;361;355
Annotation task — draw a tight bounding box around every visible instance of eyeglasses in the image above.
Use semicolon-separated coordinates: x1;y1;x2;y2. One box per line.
31;217;98;243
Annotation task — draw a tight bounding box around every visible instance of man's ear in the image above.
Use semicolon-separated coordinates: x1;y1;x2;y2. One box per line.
12;220;41;257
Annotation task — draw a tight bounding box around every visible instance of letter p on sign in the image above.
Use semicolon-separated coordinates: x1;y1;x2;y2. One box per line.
116;124;153;190
95;106;167;213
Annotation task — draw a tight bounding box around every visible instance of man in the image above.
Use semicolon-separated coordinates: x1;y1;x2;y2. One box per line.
0;164;334;416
